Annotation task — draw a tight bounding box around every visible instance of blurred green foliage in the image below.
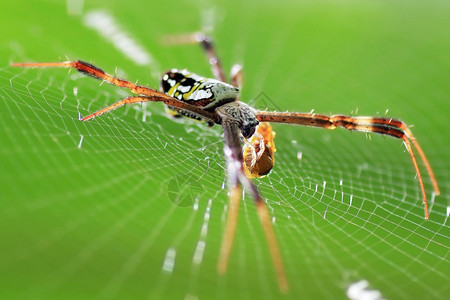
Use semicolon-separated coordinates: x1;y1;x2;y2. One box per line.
0;0;448;299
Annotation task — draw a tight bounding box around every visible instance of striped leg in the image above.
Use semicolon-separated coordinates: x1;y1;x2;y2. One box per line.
256;111;440;219
163;33;228;84
219;119;289;293
12;61;217;123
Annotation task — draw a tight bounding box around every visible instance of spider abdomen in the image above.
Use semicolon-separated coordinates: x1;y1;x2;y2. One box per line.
161;69;239;112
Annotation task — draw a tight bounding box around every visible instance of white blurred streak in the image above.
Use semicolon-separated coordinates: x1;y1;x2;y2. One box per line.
83;10;156;70
67;0;84;15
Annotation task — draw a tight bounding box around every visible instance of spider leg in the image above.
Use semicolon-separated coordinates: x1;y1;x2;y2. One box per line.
163;33;244;89
195;37;243;89
256;111;440;219
196;34;228;83
230;64;243;89
219;120;289;293
12;61;218;123
162;33;227;83
217;164;241;275
81;96;216;122
12;61;158;96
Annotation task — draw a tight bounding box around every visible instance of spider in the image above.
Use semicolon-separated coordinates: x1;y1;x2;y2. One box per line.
12;33;440;293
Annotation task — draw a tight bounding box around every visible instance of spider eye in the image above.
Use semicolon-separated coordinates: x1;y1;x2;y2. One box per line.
241;122;258;138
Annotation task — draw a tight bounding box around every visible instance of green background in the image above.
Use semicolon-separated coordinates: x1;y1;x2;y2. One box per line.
0;0;449;299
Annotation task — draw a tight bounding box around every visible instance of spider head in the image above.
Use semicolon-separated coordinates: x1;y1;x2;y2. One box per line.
216;101;259;139
241;119;259;138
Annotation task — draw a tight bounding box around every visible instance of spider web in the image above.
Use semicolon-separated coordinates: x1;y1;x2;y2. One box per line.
1;1;449;299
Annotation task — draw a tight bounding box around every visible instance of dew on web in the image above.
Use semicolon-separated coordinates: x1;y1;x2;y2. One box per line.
77;134;84;149
162;247;176;273
1;19;448;298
